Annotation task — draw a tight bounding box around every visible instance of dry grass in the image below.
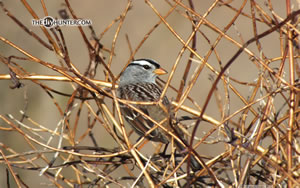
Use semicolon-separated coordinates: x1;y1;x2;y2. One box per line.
0;0;300;187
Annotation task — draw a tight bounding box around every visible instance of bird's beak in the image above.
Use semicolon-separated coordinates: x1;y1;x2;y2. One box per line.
153;68;167;75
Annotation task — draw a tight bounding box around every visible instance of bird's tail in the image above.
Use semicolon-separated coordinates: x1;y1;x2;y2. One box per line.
174;139;202;171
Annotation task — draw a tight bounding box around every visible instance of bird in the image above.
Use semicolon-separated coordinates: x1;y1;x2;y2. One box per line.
117;59;201;171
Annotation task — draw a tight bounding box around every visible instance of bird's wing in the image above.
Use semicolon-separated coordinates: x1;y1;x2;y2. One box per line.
118;83;169;143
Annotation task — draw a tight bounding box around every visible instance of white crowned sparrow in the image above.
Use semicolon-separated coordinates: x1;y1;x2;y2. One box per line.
117;59;201;171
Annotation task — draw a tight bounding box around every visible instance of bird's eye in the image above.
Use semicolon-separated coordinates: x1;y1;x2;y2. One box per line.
143;65;151;70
